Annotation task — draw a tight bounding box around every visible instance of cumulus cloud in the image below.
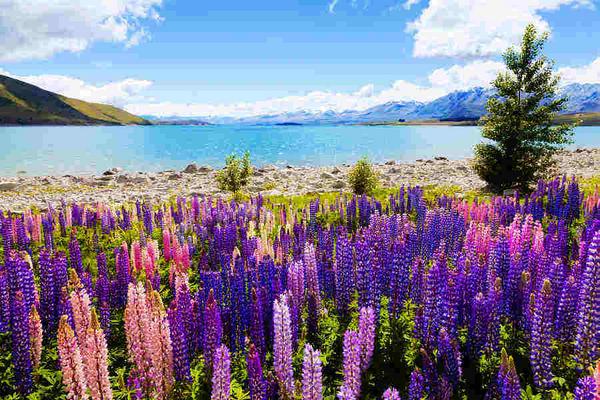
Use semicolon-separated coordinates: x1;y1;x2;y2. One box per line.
0;70;153;106
559;57;600;85
407;0;593;58
0;0;163;62
428;60;504;92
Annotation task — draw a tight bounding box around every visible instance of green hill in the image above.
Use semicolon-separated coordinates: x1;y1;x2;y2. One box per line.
0;74;151;126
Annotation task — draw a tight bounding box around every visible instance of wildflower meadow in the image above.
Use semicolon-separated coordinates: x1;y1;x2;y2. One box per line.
1;177;599;399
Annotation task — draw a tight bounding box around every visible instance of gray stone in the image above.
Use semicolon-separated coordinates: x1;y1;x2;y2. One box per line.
183;163;200;173
168;173;182;180
320;172;333;179
0;182;19;191
332;180;346;189
331;167;341;174
384;160;396;165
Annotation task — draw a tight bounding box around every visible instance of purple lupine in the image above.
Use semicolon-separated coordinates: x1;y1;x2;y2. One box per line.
338;330;361;400
95;252;111;336
530;279;554;390
555;274;577;342
249;288;266;360
168;306;191;382
273;293;294;398
382;387;401;400
301;343;323;400
10;291;33;394
334;231;354;316
247;342;267;400
203;290;223;372
358;306;376;372
211;344;231;400
437;328;462;388
575;230;600;369
498;351;521;400
408;368;425;400
68;232;84;276
573;376;596;400
0;269;9;333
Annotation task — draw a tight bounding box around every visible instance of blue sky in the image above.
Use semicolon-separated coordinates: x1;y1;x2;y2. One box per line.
1;0;599;116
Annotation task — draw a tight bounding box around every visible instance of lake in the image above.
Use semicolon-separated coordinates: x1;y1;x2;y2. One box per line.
2;124;599;176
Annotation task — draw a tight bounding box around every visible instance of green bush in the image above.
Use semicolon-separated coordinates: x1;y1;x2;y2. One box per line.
472;24;573;193
348;157;379;195
216;151;253;194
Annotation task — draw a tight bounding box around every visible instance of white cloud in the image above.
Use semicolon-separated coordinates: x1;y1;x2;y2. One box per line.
559;57;600;85
428;60;503;92
407;0;593;58
0;70;152;106
328;0;340;13
403;0;422;10
0;0;163;62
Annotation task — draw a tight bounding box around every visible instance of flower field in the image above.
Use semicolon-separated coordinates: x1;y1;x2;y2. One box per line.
1;177;599;399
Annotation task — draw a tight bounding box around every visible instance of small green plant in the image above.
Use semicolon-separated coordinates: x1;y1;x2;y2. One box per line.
216;151;253;195
348;157;379;195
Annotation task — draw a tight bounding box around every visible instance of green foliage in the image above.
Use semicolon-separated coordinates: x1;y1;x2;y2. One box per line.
216;151;253;195
473;24;573;193
347;157;379;195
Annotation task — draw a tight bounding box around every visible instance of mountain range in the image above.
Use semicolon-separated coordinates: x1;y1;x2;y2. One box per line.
0;74;150;126
149;83;600;125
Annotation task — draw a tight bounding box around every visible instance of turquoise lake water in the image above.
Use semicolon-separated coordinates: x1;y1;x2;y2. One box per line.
1;124;599;176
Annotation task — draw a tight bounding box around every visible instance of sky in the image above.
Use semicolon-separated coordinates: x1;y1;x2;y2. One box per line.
0;0;599;117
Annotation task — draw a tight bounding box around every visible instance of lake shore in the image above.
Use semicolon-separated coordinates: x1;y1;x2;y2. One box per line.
1;147;598;212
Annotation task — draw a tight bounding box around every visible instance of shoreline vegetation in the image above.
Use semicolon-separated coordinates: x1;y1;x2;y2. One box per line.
0;147;598;212
359;112;600;127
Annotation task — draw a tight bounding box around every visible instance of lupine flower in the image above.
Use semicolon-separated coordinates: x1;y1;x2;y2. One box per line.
498;350;521;400
302;343;323;400
338;330;361;400
29;305;43;369
530;279;555;390
575;230;600;369
408;368;425;400
273;293;294;398
82;310;112;400
10;291;33;394
358;306;376;372
58;315;89;400
247;342;267;400
573;376;596;400
211;344;231;400
203;289;223;373
382;387;401;400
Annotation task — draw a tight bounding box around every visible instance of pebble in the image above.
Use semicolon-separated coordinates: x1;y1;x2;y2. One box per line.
1;148;598;212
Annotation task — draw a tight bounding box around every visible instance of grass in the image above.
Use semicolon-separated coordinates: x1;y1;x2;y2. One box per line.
0;74;149;126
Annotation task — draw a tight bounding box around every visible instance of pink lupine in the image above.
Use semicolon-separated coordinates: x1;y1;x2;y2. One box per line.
382;387;401;400
124;283;156;397
302;343;323;400
273;293;294;398
148;290;175;398
82;310;112;400
211;344;231;400
69;270;92;344
358;306;376;372
29;306;43;369
57;316;89;400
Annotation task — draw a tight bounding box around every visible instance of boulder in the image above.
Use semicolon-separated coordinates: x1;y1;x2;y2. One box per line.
0;182;19;191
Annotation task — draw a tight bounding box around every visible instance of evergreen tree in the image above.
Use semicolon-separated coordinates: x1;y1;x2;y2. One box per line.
473;24;573;193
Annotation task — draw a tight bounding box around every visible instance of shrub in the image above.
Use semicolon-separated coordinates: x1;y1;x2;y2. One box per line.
348;157;379;195
216;151;253;194
472;24;573;193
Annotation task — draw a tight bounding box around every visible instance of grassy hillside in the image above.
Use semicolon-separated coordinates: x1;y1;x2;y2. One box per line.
554;112;600;126
0;74;150;126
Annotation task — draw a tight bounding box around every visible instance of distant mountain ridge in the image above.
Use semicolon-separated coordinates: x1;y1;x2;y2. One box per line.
0;74;150;126
159;83;600;125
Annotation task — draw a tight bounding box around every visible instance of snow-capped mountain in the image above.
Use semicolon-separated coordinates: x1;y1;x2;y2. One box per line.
147;83;600;125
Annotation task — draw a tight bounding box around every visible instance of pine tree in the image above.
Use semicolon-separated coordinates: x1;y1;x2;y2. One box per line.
473;24;573;193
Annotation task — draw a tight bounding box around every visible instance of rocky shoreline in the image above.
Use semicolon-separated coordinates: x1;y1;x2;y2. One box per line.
1;148;598;212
